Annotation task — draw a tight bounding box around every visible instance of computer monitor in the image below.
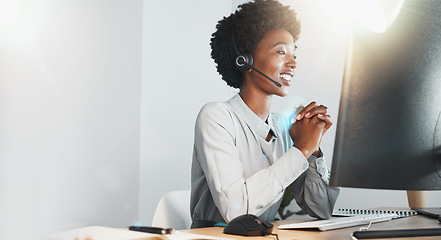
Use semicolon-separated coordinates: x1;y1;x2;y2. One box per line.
330;0;441;191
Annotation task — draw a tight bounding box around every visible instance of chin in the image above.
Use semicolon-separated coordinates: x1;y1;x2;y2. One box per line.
274;85;289;97
275;89;289;97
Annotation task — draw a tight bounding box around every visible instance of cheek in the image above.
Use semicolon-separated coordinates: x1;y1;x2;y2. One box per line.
260;58;282;74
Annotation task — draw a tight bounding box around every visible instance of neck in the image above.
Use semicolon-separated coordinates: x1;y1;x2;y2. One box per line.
239;87;272;121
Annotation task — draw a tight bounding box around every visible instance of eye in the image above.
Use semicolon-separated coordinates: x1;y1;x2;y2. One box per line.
276;50;286;55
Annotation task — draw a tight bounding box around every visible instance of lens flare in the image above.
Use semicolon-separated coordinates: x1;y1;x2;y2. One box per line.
331;0;404;33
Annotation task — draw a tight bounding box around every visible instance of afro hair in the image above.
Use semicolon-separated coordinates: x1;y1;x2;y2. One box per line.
210;0;301;88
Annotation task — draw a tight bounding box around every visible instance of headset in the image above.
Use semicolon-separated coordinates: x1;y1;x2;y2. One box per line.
232;34;282;87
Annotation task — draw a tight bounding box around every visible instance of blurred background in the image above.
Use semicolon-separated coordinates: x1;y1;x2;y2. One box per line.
0;0;439;239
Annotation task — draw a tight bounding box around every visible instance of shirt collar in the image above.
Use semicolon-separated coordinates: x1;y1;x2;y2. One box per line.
228;94;277;139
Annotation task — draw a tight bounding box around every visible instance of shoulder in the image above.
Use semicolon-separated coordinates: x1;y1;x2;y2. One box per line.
195;101;235;128
197;101;231;120
195;101;237;140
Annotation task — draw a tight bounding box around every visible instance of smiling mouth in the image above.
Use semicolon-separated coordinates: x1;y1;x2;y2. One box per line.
279;73;293;85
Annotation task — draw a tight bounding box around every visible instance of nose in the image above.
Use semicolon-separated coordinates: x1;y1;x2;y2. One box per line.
286;58;297;69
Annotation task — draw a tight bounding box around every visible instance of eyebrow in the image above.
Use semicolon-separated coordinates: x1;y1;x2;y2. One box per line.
273;42;298;49
273;42;287;47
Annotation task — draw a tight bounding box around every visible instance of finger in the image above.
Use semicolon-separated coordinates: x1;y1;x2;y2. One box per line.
313;115;327;127
297;102;316;120
317;114;333;131
291;116;296;124
305;104;328;118
292;105;304;123
309;115;325;126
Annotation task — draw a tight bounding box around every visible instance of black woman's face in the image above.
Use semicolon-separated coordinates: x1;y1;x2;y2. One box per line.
250;28;297;97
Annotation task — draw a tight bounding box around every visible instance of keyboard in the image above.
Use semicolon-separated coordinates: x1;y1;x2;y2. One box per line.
332;208;417;219
278;214;397;231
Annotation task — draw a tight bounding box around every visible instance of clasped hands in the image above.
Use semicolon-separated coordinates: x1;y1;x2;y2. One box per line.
289;102;333;159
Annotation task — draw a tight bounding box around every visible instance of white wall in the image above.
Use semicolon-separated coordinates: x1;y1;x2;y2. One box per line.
139;0;234;225
0;1;142;239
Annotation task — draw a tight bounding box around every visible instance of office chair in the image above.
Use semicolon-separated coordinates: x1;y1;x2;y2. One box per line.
152;190;192;230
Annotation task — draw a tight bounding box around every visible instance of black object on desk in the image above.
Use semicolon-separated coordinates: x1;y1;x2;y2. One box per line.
412;207;441;219
223;214;273;237
129;226;174;234
352;228;441;239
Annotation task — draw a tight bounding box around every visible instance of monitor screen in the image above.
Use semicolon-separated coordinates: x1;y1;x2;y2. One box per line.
330;0;441;190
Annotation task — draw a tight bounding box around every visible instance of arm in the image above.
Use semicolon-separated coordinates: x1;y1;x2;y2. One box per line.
290;153;340;219
287;102;340;219
194;103;309;222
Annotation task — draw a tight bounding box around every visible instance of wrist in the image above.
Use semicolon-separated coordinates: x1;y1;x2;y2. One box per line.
294;144;311;159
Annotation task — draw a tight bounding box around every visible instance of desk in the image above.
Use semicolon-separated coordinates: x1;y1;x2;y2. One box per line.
182;215;441;240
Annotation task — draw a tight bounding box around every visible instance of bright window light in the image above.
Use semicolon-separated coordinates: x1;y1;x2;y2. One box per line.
333;0;404;33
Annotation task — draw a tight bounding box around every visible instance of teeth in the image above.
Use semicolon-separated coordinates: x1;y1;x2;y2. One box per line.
279;74;292;81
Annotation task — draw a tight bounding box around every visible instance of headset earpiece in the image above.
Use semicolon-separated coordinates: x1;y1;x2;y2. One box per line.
231;33;281;87
232;34;254;71
235;52;254;71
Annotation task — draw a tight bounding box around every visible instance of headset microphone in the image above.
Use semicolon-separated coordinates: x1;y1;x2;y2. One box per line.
252;67;282;87
233;36;282;88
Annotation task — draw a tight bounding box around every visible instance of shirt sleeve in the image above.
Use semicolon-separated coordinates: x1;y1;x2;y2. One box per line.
275;113;340;220
194;103;309;222
290;154;341;219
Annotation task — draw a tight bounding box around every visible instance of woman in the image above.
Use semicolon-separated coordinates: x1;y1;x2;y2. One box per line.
190;0;340;228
